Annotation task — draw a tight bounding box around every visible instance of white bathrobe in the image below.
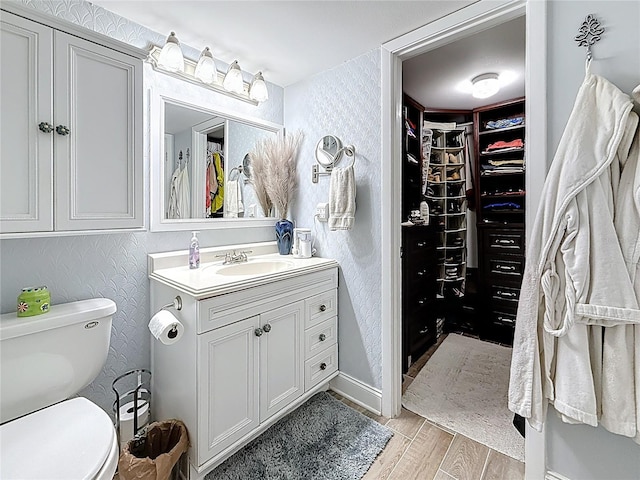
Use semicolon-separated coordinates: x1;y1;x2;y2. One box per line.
509;73;640;440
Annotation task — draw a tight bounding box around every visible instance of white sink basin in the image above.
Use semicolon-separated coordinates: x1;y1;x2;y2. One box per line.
215;260;294;276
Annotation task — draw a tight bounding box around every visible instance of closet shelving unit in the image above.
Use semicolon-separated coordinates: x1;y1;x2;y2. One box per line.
424;127;467;299
474;97;526;344
401;94;438;373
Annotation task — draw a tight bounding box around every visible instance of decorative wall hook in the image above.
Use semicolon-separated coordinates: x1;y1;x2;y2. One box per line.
575;14;605;62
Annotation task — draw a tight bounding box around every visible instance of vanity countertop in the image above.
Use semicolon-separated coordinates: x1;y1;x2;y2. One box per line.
148;242;338;299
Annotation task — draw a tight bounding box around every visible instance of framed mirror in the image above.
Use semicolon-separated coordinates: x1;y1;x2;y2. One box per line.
150;87;283;232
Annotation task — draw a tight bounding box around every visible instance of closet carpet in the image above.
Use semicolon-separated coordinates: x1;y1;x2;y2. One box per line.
402;333;524;461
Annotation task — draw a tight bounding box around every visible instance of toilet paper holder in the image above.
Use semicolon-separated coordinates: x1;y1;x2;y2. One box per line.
112;368;152;447
159;296;182;338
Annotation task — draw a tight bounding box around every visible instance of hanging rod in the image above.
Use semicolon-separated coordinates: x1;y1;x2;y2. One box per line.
574;14;604;62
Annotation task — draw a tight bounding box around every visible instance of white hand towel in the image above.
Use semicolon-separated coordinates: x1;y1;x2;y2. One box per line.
328;165;356;230
224;180;244;218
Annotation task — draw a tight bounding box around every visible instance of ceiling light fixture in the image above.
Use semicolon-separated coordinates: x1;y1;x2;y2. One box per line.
223;60;245;94
157;31;184;72
194;47;217;84
249;71;269;102
471;73;500;99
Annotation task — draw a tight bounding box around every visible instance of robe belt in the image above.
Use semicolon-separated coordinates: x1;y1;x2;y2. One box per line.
542;264;640;337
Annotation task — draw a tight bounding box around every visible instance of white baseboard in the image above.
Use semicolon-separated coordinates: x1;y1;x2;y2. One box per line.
329;372;382;415
546;471;571;480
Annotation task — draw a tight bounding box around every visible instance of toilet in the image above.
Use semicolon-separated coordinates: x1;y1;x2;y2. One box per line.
0;298;119;479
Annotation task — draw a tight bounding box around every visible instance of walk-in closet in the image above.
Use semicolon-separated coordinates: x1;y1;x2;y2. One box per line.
399;15;527;465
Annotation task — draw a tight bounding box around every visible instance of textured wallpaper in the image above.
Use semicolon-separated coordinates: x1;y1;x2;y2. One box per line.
286;50;383;389
1;0;282;416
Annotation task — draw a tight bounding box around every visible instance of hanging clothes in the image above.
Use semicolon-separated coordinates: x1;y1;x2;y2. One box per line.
167;164;181;219
508;72;640;443
178;163;191;219
211;152;224;214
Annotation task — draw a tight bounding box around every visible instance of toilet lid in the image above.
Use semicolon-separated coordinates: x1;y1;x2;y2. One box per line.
0;397;115;479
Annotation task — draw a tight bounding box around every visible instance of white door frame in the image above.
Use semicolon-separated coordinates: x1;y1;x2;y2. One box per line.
380;1;547;478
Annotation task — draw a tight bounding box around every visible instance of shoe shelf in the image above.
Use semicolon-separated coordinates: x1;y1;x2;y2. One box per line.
424;126;468;299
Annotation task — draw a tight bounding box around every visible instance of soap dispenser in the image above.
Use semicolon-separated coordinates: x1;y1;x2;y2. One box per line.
189;231;200;269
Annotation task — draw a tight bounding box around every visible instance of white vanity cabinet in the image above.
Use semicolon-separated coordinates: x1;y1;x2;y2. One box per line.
0;10;144;235
149;250;339;478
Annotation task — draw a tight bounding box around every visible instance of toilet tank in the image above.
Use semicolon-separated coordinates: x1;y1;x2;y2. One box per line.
0;298;117;424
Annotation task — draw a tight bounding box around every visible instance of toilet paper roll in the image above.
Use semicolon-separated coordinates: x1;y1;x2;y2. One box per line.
118;400;150;447
148;310;184;345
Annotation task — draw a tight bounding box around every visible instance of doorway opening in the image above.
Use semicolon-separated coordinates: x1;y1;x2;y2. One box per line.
380;0;548;477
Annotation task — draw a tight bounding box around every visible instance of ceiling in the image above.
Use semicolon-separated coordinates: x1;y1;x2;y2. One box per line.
402;16;526;110
91;0;476;87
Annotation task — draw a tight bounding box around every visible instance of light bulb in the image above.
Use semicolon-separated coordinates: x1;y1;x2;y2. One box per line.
157;32;184;73
249;71;269;102
223;60;244;94
194;47;217;84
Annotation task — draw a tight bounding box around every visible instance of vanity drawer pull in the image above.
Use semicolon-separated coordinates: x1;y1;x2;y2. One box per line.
320;362;327;370
319;333;326;342
417;241;428;247
254;328;263;337
262;323;271;333
319;304;327;312
496;290;517;298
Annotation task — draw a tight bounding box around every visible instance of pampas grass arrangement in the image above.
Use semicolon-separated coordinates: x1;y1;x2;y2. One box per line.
249;131;303;219
247;151;273;217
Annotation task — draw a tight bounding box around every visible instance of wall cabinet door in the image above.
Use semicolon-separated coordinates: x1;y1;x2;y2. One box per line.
259;301;304;421
0;13;53;233
197;316;260;466
54;31;142;231
0;13;142;235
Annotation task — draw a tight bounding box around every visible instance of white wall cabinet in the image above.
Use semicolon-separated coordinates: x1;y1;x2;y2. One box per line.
150;265;339;479
0;11;143;235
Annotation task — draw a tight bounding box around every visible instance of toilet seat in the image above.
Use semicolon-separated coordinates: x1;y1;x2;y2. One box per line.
0;397;116;479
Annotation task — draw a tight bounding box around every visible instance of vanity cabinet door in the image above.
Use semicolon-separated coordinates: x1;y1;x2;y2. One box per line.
0;13;53;233
259;301;304;422
197;316;260;466
54;31;143;231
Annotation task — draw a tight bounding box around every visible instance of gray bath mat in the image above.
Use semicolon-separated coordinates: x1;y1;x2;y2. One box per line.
403;333;524;461
206;391;392;480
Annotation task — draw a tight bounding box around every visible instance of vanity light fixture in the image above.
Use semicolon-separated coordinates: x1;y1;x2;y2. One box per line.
157;31;184;72
148;41;267;105
249;71;269;102
194;47;217;84
471;73;500;99
223;60;245;94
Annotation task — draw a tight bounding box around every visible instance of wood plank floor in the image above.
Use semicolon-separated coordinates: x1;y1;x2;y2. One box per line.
331;333;524;480
331;392;524;480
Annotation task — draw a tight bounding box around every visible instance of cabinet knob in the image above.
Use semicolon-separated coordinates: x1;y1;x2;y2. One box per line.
56;125;70;136
320;362;327;370
38;122;53;133
319;304;327;312
319;333;326;342
417;241;427;247
262;323;271;333
254;328;263;337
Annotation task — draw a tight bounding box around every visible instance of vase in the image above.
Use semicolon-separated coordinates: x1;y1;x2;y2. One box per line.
275;219;294;255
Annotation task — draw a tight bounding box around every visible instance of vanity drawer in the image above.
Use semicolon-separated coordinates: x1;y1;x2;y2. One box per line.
485;256;524;279
490;285;521;303
305;289;338;329
305;343;338;390
305;317;337;360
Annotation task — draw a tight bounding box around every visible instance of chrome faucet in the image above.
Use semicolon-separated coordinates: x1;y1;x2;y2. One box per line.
216;250;252;265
